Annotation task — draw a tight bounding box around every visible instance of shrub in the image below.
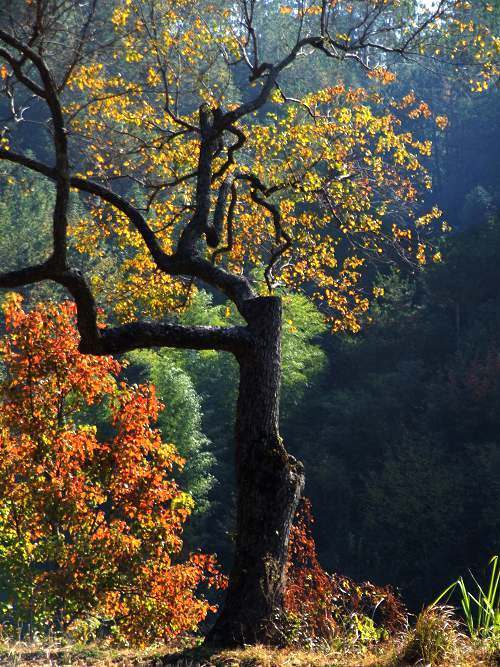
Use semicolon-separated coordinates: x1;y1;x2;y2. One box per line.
283;499;406;649
0;296;225;645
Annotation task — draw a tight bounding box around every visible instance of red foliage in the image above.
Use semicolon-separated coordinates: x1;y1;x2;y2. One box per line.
0;296;225;644
285;498;406;642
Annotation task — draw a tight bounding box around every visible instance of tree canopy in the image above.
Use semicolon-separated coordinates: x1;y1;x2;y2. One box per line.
0;0;497;338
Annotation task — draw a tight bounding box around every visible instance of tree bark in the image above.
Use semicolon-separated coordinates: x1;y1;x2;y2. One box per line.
207;296;305;646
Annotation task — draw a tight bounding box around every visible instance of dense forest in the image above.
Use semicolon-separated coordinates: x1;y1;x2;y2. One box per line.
0;0;498;665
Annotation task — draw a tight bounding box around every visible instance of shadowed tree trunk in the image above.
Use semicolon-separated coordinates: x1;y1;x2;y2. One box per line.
208;296;305;646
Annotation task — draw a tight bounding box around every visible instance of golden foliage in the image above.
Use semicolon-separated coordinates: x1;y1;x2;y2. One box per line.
60;0;496;331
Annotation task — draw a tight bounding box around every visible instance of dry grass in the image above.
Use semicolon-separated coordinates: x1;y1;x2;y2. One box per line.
162;643;405;667
402;605;462;666
162;641;498;667
0;634;497;666
0;639;166;666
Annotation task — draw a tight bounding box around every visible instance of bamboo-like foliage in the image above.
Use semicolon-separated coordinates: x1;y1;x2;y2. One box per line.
433;555;499;639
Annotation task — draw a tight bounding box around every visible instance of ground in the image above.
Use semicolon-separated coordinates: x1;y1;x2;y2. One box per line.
0;638;497;666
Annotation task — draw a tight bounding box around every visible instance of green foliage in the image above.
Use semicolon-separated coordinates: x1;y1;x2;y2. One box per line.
280;294;327;417
0;164;59;307
434;556;500;640
177;289;327;414
0;0;497;623
126;348;215;515
0;164;53;272
461;185;495;227
125;290;327;562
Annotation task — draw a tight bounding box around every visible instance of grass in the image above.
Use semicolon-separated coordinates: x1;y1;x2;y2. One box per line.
433;555;500;640
1;582;498;667
402;605;461;666
0;637;166;666
0;633;497;667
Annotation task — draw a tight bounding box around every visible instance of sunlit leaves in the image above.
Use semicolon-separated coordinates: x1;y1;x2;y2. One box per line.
59;0;496;331
0;297;225;643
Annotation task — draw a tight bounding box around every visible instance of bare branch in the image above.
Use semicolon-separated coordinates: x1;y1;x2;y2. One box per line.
0;148;255;313
207;175;235;248
0;28;70;267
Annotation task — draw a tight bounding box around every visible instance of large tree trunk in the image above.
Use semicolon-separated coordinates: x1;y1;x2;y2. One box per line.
208;296;305;647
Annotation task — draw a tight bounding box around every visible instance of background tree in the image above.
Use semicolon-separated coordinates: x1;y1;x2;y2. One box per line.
0;0;496;646
287;217;500;606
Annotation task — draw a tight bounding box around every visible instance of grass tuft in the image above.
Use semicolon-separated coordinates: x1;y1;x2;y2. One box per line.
433;555;500;640
402;605;462;666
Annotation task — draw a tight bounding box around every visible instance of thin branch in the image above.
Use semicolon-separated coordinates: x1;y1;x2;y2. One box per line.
0;28;70;266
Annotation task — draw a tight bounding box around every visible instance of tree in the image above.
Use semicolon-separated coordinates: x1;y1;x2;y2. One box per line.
0;0;495;646
0;163;58;306
0;296;224;643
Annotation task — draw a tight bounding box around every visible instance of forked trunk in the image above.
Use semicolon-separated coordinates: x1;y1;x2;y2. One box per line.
208;296;305;646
